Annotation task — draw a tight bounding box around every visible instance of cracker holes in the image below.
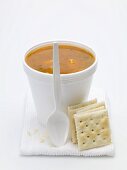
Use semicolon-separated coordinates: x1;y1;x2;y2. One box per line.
87;136;89;138
102;127;104;129
81;131;84;134
93;140;95;142
80;120;82;123
91;129;94;132
96;123;99;125
83;142;85;145
97;134;100;136
90;118;93;121
86;125;88;127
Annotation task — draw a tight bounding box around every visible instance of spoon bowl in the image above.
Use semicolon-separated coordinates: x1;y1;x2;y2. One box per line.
47;110;69;146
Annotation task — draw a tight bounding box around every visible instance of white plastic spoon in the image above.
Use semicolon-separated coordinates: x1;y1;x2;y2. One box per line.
47;42;69;147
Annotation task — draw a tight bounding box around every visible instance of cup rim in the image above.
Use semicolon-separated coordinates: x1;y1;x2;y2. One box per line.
23;40;97;80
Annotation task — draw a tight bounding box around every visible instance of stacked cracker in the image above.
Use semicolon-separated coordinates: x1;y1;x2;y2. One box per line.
68;99;111;151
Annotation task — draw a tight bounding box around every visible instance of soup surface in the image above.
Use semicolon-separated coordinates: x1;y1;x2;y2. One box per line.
25;44;95;74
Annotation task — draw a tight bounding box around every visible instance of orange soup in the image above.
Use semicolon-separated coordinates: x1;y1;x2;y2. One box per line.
25;44;95;74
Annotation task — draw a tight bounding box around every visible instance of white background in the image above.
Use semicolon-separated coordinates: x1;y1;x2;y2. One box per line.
0;0;127;169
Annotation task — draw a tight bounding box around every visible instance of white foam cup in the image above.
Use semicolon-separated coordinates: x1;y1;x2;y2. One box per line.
23;41;97;125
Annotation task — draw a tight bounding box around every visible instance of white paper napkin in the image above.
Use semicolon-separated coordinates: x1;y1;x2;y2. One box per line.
20;88;115;156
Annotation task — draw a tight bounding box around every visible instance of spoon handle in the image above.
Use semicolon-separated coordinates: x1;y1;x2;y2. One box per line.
53;43;62;111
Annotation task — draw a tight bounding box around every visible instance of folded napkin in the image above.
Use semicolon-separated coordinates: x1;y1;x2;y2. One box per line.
20;88;114;156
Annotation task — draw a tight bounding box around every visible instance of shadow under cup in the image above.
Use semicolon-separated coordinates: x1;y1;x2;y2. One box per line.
23;41;97;125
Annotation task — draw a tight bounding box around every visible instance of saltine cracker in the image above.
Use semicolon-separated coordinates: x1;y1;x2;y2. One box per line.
74;109;111;150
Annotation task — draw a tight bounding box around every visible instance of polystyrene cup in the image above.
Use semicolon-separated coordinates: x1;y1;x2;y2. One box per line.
23;41;97;125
